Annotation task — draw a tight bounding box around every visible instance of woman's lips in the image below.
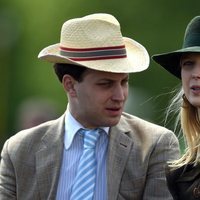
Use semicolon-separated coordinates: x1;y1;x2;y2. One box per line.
191;85;200;95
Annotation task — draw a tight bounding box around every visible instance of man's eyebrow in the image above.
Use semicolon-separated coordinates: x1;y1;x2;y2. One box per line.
97;78;114;82
97;75;129;81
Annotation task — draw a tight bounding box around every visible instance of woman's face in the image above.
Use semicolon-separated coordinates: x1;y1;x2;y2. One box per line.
181;53;200;107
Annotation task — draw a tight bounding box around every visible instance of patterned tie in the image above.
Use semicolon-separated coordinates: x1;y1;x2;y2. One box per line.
70;128;100;200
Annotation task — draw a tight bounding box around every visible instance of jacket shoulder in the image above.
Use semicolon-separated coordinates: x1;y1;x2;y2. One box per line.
2;115;64;158
120;112;173;134
118;112;179;154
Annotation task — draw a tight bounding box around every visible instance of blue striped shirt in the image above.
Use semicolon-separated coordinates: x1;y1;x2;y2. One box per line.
56;109;109;200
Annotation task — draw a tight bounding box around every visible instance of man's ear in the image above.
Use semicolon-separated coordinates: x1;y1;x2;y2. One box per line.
62;75;77;97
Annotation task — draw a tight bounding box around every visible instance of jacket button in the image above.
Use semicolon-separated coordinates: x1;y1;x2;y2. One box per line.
193;186;200;198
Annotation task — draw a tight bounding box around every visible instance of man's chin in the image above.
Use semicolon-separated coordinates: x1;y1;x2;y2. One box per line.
105;116;121;127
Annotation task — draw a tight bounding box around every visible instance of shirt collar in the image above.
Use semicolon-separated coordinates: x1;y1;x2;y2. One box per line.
64;108;109;150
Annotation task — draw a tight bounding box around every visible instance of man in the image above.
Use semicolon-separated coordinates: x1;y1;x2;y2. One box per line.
0;13;180;199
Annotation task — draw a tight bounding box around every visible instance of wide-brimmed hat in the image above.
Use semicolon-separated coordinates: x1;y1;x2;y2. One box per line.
38;13;149;73
152;16;200;79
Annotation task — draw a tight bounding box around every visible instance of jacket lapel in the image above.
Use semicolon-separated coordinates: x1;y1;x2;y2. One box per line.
107;119;133;200
35;115;65;199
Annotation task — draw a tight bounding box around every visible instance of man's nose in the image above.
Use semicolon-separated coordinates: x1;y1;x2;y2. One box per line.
111;86;126;101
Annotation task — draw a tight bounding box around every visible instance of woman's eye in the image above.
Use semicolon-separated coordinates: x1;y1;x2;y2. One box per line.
183;61;193;65
181;60;195;69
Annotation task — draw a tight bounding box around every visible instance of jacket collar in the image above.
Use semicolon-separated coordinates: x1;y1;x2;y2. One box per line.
35;114;65;199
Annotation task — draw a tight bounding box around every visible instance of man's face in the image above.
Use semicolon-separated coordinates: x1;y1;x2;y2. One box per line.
69;69;129;128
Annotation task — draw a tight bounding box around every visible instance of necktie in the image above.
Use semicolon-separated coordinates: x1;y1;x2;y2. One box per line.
70;128;100;200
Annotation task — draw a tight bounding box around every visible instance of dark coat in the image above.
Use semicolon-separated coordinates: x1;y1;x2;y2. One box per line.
166;163;200;200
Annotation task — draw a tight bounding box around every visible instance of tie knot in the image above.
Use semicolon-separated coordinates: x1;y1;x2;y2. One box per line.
80;128;100;149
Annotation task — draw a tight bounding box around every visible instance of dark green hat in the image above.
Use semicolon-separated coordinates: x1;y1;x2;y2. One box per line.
152;16;200;79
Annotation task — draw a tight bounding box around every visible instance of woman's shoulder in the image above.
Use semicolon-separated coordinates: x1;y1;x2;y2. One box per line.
166;163;200;180
166;163;200;200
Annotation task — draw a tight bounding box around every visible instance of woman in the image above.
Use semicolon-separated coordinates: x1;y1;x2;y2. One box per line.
152;16;200;200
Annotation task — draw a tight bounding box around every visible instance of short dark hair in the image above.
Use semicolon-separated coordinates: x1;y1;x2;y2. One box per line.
53;63;87;82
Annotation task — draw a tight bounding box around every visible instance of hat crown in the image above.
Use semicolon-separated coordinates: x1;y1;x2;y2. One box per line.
152;15;200;79
38;13;150;74
60;13;124;48
183;16;200;48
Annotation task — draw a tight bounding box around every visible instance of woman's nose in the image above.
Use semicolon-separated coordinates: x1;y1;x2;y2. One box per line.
192;66;200;79
192;74;200;79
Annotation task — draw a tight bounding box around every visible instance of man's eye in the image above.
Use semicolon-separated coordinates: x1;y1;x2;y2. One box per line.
97;82;111;86
122;79;129;85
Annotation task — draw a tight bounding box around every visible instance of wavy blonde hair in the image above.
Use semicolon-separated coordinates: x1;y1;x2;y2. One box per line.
167;87;200;168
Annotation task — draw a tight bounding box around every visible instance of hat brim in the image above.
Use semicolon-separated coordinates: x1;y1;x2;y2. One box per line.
152;46;200;79
38;37;149;73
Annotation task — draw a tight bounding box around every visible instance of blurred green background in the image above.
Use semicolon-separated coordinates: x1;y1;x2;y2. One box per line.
1;0;199;151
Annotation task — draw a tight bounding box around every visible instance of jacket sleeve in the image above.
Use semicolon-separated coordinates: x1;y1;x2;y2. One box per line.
142;130;180;199
0;140;17;200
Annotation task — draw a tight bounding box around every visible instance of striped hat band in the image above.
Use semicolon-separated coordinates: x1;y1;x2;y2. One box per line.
59;45;127;61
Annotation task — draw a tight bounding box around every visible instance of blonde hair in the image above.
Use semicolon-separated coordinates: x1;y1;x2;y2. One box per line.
167;87;200;168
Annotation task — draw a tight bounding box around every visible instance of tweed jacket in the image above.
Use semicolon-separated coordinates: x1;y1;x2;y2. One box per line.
166;163;200;200
0;112;180;200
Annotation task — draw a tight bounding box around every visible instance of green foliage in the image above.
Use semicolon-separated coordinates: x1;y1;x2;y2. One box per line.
1;0;199;150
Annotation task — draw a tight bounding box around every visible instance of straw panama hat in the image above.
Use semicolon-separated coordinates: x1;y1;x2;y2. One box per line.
152;16;200;79
38;13;149;73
